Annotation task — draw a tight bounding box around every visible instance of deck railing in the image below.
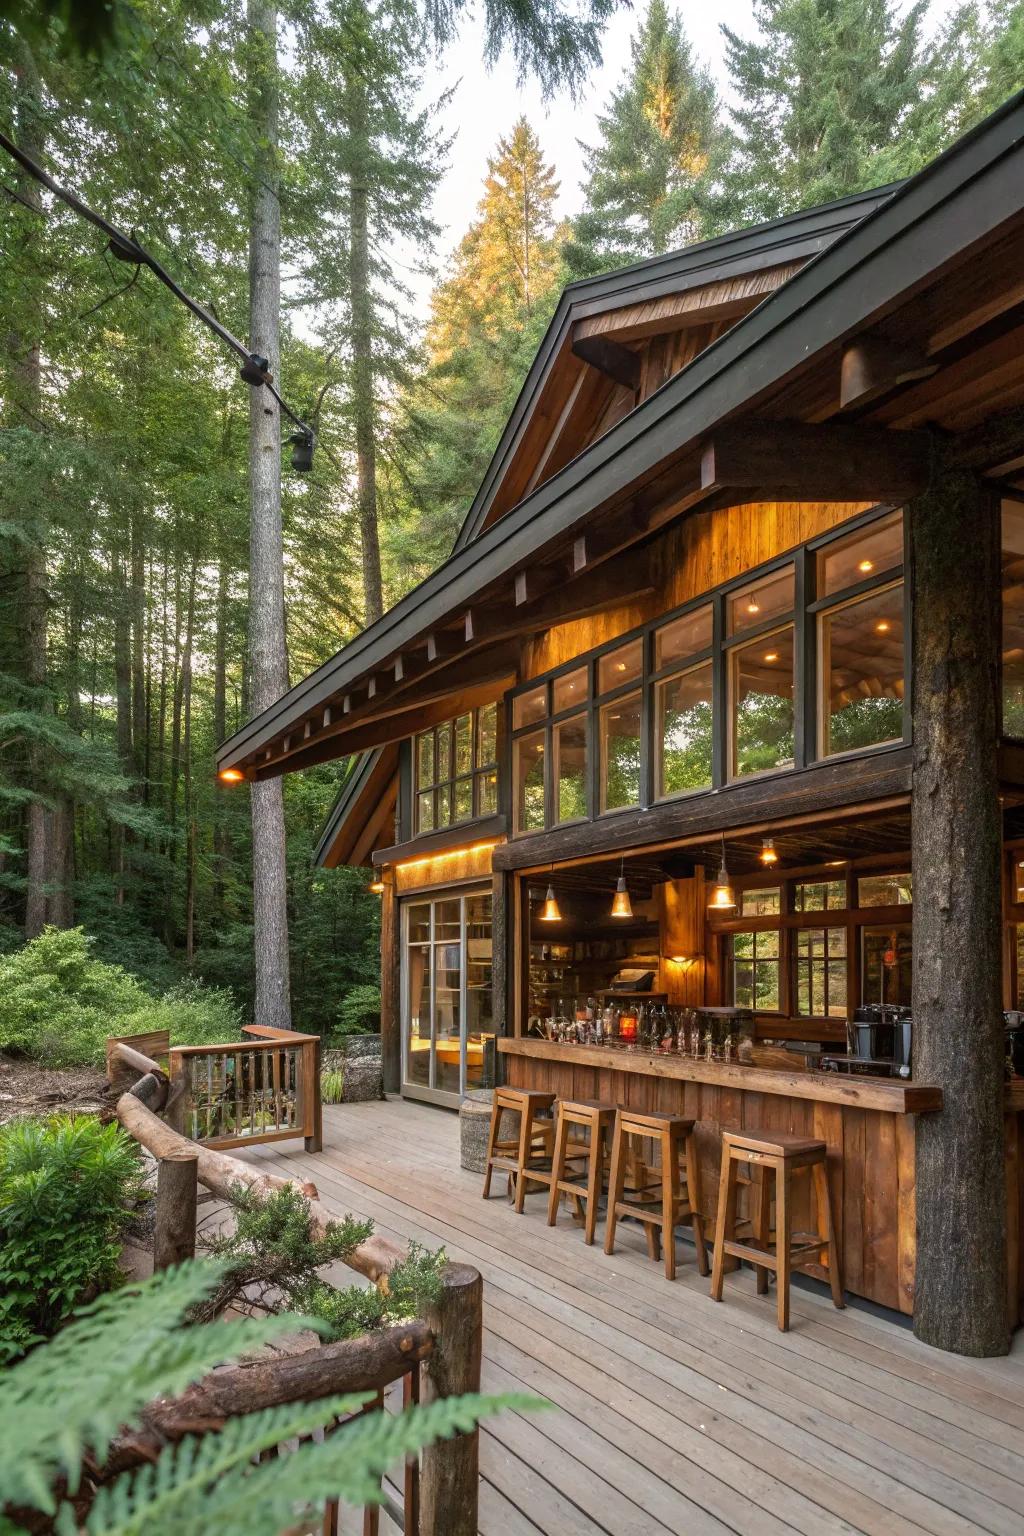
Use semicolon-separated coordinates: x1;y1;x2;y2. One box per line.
106;1032;482;1536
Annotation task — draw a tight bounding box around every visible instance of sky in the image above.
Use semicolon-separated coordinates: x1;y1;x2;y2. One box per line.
401;0;755;315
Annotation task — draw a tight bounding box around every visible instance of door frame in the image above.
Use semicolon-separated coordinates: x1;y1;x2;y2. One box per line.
400;883;491;1108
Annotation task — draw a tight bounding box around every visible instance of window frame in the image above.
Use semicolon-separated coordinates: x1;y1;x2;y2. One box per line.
506;504;909;839
413;704;500;838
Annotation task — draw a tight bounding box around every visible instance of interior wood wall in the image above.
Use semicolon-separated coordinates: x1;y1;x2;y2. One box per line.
522;499;873;679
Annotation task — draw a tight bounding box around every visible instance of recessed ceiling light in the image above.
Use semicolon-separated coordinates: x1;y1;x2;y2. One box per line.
858;558;874;573
875;620;890;633
746;596;760;614
763;651;779;663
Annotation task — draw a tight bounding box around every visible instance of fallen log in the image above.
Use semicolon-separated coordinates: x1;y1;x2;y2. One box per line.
98;1319;434;1477
116;1090;405;1283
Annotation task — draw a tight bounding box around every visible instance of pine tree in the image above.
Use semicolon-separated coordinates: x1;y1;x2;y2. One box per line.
717;0;935;226
570;0;724;272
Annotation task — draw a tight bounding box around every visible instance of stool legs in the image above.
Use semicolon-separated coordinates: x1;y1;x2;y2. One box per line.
684;1131;710;1278
709;1154;738;1303
812;1160;845;1310
603;1115;626;1257
584;1124;604;1246
775;1164;791;1332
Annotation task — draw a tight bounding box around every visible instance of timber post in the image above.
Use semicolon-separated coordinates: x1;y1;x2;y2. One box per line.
419;1262;483;1536
153;1147;199;1271
380;865;401;1094
910;450;1008;1355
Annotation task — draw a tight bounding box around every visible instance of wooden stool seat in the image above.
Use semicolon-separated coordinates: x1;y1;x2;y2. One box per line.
547;1099;616;1245
482;1088;559;1212
604;1109;709;1280
710;1127;844;1330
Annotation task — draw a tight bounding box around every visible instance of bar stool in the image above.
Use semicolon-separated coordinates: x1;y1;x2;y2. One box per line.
481;1088;556;1212
604;1109;709;1280
710;1129;845;1331
547;1099;616;1245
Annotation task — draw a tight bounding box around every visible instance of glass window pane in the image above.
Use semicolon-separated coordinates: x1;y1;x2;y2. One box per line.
732;931;754;959
1002;501;1024;738
731;626;795;778
406;942;431;1086
728;565;794;636
455;713;472;774
656;661;713;798
795;879;846;911
514;729;546;832
435;720;451;780
756;928;780;959
454;776;473;822
476;769;498;817
416;790;434;834
820;583;904;756
862;924;912;1005
434;939;462;1093
465;894;493;1089
513;685;547;729
554;713;587;824
858;873;912;907
437;783;451;826
416;732;434;789
434;898;461;940
598;638;643;694
476;702;497;766
600;691;642;811
818;510;903;597
406;903;431;943
742;888;780;917
655;605;713;669
553;667;587;715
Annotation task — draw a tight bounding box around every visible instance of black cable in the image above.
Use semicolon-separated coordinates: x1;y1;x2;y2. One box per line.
0;128;315;446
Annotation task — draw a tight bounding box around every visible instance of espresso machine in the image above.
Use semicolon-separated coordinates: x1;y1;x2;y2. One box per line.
822;1004;913;1078
1005;1011;1024;1078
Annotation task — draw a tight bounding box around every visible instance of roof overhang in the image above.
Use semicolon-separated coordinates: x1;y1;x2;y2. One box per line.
218;90;1024;784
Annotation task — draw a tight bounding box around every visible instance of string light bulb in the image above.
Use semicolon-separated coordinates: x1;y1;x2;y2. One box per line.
760;837;778;867
708;837;737;911
610;856;633;919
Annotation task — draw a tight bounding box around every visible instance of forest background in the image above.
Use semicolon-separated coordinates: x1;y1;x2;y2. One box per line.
0;0;1021;1036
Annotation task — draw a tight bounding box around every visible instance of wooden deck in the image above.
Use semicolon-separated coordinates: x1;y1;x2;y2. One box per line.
239;1097;1024;1536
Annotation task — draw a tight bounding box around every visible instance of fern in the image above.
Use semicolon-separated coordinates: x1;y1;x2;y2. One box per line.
87;1393;543;1536
0;1259;548;1534
0;1260;319;1512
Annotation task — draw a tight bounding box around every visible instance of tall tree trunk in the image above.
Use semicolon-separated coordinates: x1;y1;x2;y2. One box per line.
213;551;230;916
911;460;1007;1356
183;619;195;966
10;43;49;939
167;555;197;943
247;0;292;1027
131;509;147;779
348;78;383;626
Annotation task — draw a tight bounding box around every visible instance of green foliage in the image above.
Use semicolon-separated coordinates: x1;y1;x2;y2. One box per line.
0;1115;141;1361
334;980;381;1036
294;1241;448;1340
321;1068;345;1103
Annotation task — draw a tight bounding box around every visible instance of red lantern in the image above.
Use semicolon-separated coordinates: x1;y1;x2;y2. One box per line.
619;1012;638;1042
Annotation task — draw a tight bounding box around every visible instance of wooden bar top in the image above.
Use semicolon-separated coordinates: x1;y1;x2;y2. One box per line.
497;1036;943;1114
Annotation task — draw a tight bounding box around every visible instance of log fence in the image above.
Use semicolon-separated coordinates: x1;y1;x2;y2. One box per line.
106;1032;482;1536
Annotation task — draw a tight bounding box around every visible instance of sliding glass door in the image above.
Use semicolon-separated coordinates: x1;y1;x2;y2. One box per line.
402;888;493;1106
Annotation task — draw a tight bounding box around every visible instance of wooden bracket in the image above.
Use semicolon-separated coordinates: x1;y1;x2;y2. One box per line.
840;332;938;411
571;332;640;393
700;420;932;502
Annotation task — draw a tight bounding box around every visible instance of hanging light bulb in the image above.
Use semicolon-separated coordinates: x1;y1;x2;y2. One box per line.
760;837;778;867
708;837;736;911
610;856;633;919
539;866;562;922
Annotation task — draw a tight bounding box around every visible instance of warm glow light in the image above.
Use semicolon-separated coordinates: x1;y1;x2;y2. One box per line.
708;838;736;911
616;662;627;672
875;620;890;633
858;558;874;573
760;837;778;867
367;880;385;894
395;839;498;872
539;884;562;922
746;596;760;614
218;767;245;783
826;859;845;867
670;954;695;967
610;876;633;919
763;651;779;663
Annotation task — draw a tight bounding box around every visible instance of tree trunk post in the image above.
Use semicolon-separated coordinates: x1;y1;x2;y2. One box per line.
910;452;1008;1355
154;1148;199;1272
379;868;400;1095
419;1263;482;1536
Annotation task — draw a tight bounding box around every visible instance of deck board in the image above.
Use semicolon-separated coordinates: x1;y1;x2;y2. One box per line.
238;1098;1024;1536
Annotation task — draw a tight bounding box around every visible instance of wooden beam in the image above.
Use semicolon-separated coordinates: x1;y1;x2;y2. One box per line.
700;420;931;502
571;332;640;393
839;332;938;411
425;630;463;663
572;263;802;345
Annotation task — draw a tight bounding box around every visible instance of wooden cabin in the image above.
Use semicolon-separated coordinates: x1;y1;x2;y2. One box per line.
219;92;1024;1357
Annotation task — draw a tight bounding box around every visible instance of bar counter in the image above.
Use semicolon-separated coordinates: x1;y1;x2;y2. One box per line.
498;1037;1024;1323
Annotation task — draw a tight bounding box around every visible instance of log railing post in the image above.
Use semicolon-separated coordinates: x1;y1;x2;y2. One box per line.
153;1148;199;1271
419;1263;482;1536
302;1033;323;1153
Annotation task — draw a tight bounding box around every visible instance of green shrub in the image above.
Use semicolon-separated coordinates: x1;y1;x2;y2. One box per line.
0;927;243;1066
0;1114;141;1361
332;981;381;1040
321;1069;344;1104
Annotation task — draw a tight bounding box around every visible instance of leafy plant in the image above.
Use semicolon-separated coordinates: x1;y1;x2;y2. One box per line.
0;1258;537;1533
197;1184;447;1340
321;1068;345;1103
332;982;381;1038
0;1115;141;1361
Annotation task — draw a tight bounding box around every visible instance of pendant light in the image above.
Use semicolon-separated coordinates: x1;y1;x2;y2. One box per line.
610;856;633;919
708;836;737;911
539;865;562;923
760;837;778;867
